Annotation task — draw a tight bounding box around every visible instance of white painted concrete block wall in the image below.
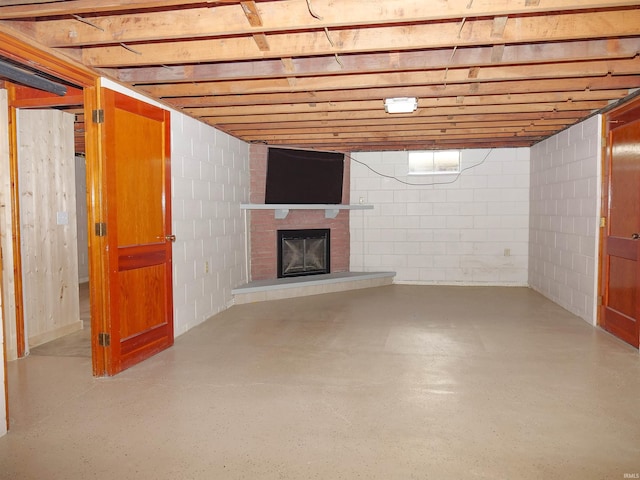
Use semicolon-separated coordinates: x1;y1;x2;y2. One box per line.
350;148;530;285
528;116;601;324
171;113;249;336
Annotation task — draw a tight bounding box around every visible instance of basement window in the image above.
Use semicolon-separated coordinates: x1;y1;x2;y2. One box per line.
408;150;461;175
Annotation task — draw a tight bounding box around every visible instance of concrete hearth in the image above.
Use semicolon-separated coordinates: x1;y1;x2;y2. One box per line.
232;271;395;304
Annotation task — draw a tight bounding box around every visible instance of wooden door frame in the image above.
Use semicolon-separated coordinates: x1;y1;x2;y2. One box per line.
6;82;87;357
85;81;109;375
599;111;609;329
0;29;107;374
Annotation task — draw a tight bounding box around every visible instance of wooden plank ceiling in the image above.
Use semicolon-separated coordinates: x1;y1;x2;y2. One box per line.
1;0;640;152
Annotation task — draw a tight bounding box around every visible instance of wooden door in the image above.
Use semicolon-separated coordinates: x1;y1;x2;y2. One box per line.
600;100;640;348
100;88;174;375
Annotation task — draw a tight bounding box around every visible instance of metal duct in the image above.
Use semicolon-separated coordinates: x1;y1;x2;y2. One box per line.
0;59;67;96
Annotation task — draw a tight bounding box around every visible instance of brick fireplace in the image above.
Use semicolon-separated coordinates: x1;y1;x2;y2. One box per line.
248;144;350;281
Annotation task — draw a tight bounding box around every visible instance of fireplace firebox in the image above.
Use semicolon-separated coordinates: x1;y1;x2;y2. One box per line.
277;229;330;278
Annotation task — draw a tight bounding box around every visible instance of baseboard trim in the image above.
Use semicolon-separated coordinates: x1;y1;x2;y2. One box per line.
28;320;84;349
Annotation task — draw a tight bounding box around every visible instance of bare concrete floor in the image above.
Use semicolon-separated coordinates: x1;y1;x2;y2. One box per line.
2;285;639;479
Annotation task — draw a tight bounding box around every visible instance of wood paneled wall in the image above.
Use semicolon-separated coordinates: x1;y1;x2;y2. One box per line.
17;109;81;348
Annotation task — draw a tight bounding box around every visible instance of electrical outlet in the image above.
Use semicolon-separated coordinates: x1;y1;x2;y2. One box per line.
205;261;209;273
56;211;68;225
504;248;511;257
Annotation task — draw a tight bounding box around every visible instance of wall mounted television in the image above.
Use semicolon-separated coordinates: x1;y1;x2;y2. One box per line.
265;147;344;204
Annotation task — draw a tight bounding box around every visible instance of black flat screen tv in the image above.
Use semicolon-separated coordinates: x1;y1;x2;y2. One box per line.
265;147;344;204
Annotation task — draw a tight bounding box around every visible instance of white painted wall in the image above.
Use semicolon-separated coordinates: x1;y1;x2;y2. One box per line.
99;78;250;336
528;116;602;324
350;148;530;285
171;113;249;336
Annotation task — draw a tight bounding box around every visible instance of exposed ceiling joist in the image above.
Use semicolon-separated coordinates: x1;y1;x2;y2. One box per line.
1;0;640;151
74;10;640;67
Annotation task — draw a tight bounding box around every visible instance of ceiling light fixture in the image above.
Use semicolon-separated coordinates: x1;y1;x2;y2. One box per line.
384;97;418;114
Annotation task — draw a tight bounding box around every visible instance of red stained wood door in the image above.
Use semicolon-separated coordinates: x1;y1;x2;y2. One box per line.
100;88;174;374
601;100;640;348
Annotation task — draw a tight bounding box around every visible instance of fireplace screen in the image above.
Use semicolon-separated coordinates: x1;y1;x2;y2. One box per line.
277;229;330;278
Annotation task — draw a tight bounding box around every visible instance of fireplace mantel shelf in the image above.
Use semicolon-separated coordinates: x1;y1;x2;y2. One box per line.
240;203;373;219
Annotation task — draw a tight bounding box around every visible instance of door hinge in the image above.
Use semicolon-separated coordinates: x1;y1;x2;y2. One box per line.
597;296;603;306
95;222;107;236
98;332;110;347
92;109;104;124
599;216;606;228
